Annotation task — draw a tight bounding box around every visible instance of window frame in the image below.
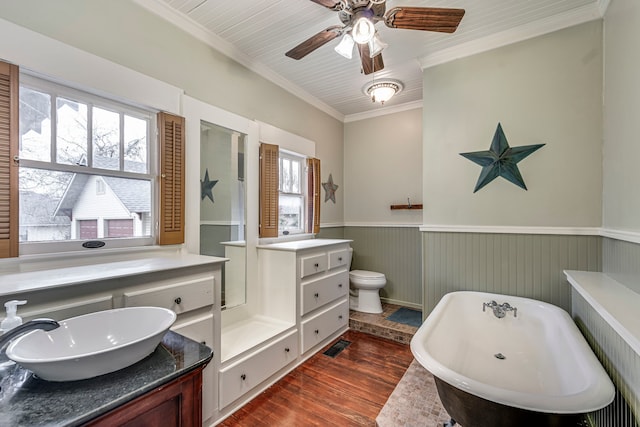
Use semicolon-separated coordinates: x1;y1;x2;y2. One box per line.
277;149;306;236
17;73;158;255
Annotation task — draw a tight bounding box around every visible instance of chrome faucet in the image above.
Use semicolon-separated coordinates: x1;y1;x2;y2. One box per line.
0;319;60;351
482;300;517;318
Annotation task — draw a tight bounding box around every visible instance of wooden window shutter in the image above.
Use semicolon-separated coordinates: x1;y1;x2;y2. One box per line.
259;143;279;238
0;61;18;258
306;158;321;234
158;112;185;245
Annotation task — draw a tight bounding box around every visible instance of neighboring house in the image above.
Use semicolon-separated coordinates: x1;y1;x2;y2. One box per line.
53;157;151;240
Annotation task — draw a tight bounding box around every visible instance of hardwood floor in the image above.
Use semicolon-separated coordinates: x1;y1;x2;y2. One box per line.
219;330;414;426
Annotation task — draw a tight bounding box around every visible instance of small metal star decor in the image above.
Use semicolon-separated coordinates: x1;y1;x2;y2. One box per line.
460;123;545;193
200;168;218;203
322;173;339;203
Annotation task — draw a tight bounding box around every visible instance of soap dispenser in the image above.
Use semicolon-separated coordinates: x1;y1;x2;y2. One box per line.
0;300;27;334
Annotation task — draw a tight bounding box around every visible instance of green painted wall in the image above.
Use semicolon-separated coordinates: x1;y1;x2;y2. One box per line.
344;227;422;308
423;232;601;314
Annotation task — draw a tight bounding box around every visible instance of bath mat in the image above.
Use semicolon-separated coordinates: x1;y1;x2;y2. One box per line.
386;307;422;328
323;339;351;358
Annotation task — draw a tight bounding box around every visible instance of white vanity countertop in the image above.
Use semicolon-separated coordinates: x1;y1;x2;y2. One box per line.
0;249;227;297
565;270;640;355
257;238;352;251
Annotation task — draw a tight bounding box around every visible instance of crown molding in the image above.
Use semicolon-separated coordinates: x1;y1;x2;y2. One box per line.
343;100;423;123
419;2;606;70
598;0;611;16
133;0;344;122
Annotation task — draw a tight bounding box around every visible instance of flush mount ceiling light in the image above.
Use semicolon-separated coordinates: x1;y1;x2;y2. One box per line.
363;79;403;105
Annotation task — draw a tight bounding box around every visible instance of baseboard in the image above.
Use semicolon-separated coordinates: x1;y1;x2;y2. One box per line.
381;298;422;311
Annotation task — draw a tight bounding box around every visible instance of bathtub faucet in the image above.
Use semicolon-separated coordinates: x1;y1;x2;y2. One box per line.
483;300;517;318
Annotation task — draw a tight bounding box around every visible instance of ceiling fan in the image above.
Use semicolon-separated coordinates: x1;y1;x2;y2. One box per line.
285;0;465;75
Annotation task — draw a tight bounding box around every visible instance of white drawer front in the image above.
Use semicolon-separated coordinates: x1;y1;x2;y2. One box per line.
171;314;215;419
300;253;327;278
328;248;350;270
21;295;114;322
301;271;348;316
171;313;214;347
123;276;214;314
219;330;298;409
301;300;349;354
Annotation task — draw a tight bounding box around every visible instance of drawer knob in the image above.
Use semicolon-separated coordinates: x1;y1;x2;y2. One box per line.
314;263;319;268
314;329;319;334
285;347;290;353
314;292;319;298
338;283;343;288
338;257;343;261
339;315;343;320
241;374;246;381
174;297;182;305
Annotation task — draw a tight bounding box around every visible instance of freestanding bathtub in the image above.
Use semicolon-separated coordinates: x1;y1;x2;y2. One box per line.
411;291;615;427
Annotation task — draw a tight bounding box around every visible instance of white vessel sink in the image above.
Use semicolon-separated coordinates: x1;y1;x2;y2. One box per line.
6;307;176;382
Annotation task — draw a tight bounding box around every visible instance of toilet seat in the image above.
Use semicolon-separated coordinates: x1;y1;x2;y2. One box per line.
349;270;386;286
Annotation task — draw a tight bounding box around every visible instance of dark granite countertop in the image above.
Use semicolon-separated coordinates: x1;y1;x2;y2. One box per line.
0;331;213;426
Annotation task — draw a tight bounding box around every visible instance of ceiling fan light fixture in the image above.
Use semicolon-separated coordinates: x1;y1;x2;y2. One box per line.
352;15;375;44
363;79;403;105
334;33;355;59
368;32;387;58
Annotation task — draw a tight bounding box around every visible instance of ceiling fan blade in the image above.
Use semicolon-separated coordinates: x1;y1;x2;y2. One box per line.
285;26;343;60
358;43;384;75
309;0;342;10
385;7;465;33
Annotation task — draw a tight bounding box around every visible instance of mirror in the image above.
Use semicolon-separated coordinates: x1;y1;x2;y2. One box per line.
199;120;246;309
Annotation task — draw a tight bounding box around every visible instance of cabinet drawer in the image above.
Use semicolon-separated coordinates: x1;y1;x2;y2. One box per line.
219;330;298;409
301;271;348;316
328;248;350;270
301;300;348;354
123;276;214;314
300;253;327;278
171;314;214;348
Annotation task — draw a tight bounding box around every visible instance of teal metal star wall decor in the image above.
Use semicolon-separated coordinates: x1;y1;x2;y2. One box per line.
200;169;218;203
322;173;339;203
460;123;545;193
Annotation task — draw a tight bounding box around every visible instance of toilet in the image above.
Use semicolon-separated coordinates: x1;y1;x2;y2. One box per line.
349;270;386;314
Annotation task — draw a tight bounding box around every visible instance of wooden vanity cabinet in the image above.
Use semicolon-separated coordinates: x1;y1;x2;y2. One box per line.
84;367;204;427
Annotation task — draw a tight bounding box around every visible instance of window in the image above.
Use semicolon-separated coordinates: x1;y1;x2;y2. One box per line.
17;74;155;253
259;142;320;238
278;150;305;235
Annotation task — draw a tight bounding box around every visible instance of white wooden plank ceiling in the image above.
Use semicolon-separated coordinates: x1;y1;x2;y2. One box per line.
145;0;604;120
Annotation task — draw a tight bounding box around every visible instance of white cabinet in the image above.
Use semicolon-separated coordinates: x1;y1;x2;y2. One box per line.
328;248;350;271
300;253;328;278
258;239;351;355
297;242;350;355
172;314;215;420
301;300;349;353
219;330;298;409
122;271;217;422
123;275;214;314
300;270;348;316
